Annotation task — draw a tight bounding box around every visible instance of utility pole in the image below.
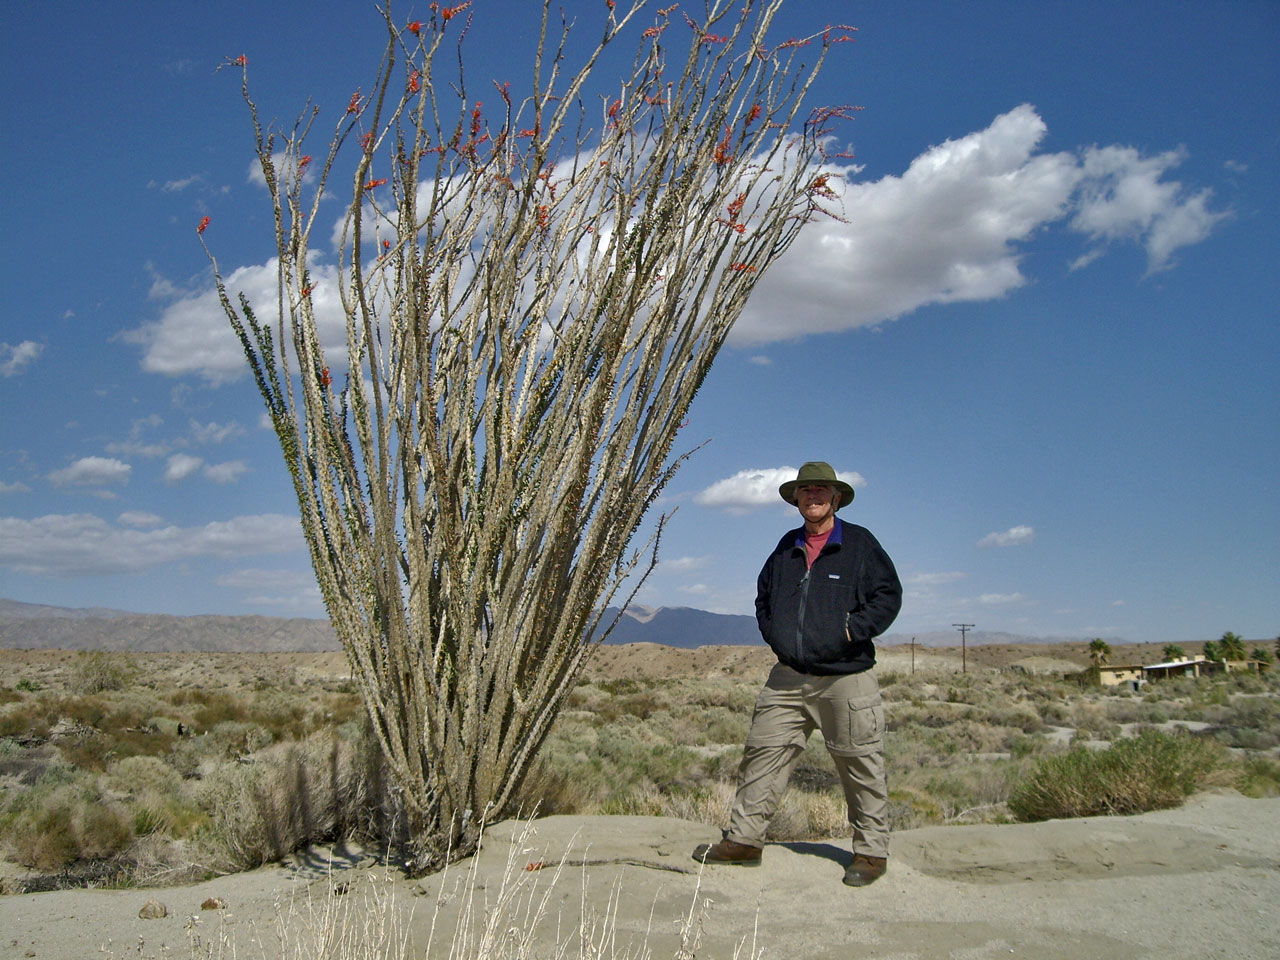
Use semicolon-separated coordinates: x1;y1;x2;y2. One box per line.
911;636;916;674
953;623;975;674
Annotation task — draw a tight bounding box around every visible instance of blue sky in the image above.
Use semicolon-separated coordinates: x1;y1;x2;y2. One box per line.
1;1;1276;645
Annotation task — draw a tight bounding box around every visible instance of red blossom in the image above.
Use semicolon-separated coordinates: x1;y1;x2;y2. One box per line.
196;216;211;235
729;262;756;272
441;2;470;20
726;193;745;220
408;70;420;93
517;128;537;138
382;240;391;250
361;131;374;152
347;90;362;114
537;205;550;228
407;20;422;34
744;103;761;127
298;155;313;174
364;178;388;190
713;126;733;165
700;33;728;44
301;284;314;297
642;25;664;38
607;98;621;119
320;367;332;388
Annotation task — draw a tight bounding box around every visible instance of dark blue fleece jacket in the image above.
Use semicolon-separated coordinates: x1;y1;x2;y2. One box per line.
755;517;902;675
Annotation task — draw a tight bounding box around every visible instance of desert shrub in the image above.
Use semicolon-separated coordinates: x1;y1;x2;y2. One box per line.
1008;728;1224;821
0;687;21;706
1234;756;1280;797
10;804;79;871
0;701;48;740
68;652;136;695
106;755;183;798
75;802;133;860
190;732;375;873
1067;701;1121;740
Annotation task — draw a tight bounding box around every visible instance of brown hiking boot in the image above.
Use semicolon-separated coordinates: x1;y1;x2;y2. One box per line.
843;853;887;887
692;839;762;866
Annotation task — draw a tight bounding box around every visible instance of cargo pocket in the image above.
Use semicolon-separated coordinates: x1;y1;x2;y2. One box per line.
821;692;884;757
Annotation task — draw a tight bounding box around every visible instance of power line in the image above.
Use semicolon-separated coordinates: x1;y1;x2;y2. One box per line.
953;623;975;674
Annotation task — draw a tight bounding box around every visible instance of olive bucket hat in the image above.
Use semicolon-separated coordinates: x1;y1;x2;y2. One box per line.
778;461;856;509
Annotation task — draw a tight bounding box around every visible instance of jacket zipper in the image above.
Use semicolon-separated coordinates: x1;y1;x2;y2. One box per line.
796;563;810;664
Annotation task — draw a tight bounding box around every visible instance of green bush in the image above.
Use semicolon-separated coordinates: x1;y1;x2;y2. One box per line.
1008;729;1223;822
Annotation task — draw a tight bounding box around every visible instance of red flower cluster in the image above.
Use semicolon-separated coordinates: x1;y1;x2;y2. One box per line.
713;126;733;165
409;70;421;93
197;216;211;235
298;155;313;174
320;367;332;388
364;178;388;190
347;90;362;114
729;262;756;272
407;20;422;34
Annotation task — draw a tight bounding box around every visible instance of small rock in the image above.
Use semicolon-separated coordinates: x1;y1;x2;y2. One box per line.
201;897;226;911
138;899;168;919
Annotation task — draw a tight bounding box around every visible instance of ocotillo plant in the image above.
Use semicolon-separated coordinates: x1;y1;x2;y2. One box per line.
205;0;853;873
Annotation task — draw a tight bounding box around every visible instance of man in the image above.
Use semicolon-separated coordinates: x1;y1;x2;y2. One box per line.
693;461;902;887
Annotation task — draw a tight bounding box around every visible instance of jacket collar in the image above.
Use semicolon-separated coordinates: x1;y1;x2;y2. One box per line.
791;516;844;551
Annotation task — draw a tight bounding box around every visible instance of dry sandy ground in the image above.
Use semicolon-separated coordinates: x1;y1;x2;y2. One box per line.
3;791;1277;960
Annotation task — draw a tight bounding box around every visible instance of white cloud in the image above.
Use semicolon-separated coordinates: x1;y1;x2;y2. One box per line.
1070;145;1231;273
216;567;322;612
164;453;204;483
189;419;246;445
678;583;710;595
126;259;346;385
203;460;249;484
906;571;967;586
978;592;1028;606
49;457;131;488
732;105;1227;343
0;513;304;576
118;511;164;528
661;555;712;573
1;340;43;377
977;525;1035;548
0;480;31;495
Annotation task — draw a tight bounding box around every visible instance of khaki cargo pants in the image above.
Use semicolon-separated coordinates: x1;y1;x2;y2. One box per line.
724;662;889;859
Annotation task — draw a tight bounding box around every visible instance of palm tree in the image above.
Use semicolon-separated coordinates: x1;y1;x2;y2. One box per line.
1162;643;1186;661
1202;640;1221;662
1219;632;1247;662
1250;647;1273;665
1088;638;1112;666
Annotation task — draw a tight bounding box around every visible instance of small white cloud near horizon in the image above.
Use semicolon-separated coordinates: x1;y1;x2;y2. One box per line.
978;592;1029;606
661;555;712;573
49;457;131;488
694;466;866;514
905;571;967;586
0;480;32;495
978;525;1035;548
1;340;43;377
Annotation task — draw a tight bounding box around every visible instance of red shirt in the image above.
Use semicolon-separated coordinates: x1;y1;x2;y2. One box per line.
804;527;832;568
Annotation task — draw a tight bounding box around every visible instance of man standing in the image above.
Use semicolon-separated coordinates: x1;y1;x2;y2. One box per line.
693;461;902;886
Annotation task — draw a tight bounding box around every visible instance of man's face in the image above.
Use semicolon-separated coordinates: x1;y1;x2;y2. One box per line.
796;484;836;525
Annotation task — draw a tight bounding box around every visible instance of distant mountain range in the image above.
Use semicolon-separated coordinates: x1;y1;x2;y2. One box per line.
0;597;1088;653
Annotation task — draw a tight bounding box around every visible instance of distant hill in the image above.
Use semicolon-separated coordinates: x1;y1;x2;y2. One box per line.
0;597;1096;652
